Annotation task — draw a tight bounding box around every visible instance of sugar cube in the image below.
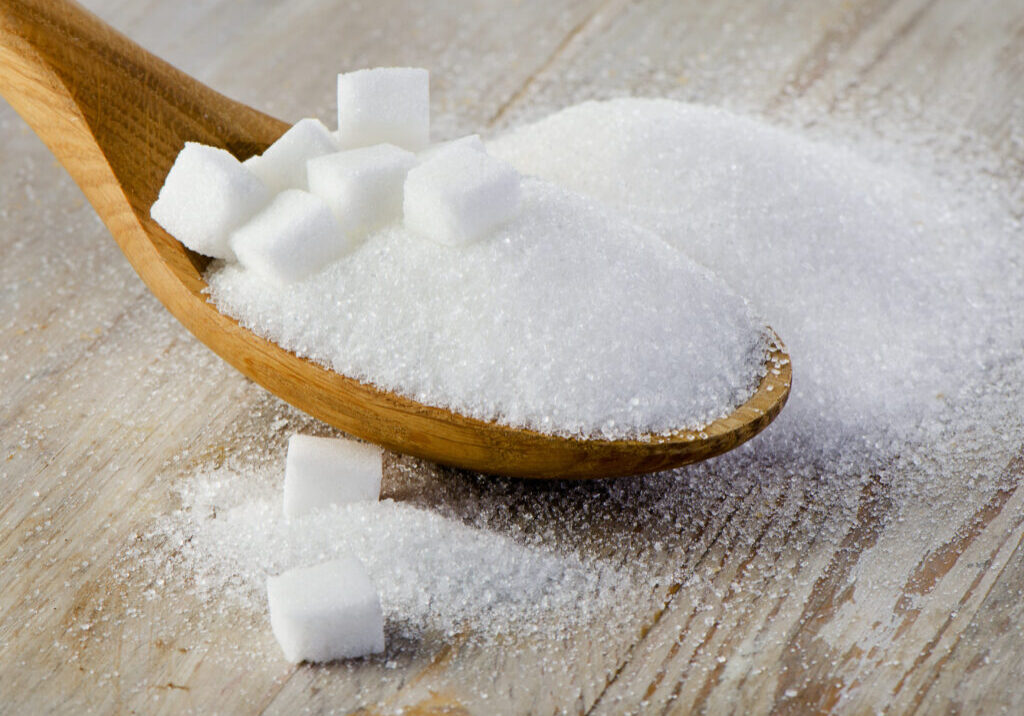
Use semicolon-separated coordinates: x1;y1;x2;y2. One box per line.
417;134;485;162
307;144;416;237
230;189;350;285
244;118;338;192
403;145;521;246
284;434;383;518
337;68;430;151
267;557;385;663
151;142;270;260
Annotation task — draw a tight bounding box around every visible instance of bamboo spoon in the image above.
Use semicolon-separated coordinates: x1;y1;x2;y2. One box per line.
0;0;791;478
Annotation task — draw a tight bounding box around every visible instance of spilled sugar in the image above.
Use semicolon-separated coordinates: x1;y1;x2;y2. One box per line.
152;463;635;642
138;99;1023;659
208;177;769;439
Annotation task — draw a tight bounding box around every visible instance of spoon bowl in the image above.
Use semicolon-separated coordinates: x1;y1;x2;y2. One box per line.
0;0;790;478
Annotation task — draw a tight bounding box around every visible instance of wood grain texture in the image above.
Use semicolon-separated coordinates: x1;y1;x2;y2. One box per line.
0;0;791;479
1;0;1022;714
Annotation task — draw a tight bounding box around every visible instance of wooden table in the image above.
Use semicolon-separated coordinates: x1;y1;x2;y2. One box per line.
2;0;1023;713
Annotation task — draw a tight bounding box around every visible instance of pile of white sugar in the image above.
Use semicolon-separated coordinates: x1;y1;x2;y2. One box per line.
208;178;768;438
144;69;773;440
489;99;1022;453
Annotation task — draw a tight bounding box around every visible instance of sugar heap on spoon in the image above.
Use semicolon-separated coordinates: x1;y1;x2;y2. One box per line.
151;67;773;442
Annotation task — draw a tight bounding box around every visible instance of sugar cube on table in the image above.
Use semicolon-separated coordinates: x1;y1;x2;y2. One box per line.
267;557;385;663
307;144;416;237
337;67;430;151
403;144;521;246
230;189;349;285
284;434;383;518
244;118;338;192
417;134;485;162
150;142;270;260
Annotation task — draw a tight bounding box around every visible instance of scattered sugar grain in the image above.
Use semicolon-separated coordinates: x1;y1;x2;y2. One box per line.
284;433;382;518
156;466;631;640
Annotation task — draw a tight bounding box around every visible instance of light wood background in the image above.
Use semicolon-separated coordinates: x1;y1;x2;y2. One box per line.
2;0;1023;713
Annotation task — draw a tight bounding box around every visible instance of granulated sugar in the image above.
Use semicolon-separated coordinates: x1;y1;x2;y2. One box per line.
488;99;1024;456
208;178;769;438
151;463;634;641
136;98;1023;665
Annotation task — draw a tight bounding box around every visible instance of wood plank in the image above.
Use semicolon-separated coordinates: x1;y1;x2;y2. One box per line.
1;0;1022;713
913;480;1024;715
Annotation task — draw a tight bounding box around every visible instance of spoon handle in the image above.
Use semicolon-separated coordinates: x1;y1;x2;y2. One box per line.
0;0;283;223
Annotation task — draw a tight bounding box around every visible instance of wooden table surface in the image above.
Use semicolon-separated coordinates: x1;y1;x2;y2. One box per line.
2;0;1023;713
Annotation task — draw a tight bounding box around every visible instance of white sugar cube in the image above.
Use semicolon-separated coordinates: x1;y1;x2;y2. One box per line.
230;190;350;285
403;145;521;246
267;557;385;663
417;134;485;162
307;144;416;238
245;118;338;192
284;434;383;518
337;68;430;151
151;142;270;260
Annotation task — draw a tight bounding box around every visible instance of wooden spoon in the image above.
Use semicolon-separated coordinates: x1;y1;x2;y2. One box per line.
0;0;791;478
